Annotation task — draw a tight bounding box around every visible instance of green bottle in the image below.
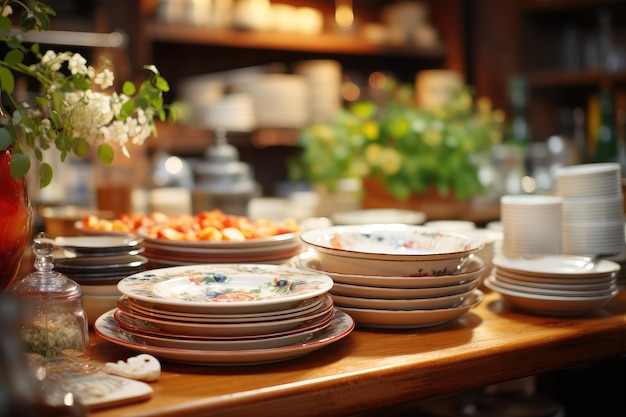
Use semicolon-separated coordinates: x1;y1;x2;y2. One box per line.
595;89;618;163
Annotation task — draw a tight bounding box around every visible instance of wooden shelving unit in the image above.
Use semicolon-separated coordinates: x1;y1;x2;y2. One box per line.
143;22;446;58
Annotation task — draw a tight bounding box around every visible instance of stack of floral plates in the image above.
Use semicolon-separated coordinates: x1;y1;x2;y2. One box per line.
484;254;621;316
94;263;354;365
291;247;485;329
140;232;303;268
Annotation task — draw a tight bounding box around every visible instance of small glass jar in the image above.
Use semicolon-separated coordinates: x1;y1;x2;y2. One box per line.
8;232;89;360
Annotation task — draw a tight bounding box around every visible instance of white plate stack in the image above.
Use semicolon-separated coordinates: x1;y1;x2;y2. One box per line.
293;60;342;124
93;263;354;365
500;195;563;258
139;231;303;268
556;163;625;257
231;74;309;128
485;254;620;316
292;249;485;330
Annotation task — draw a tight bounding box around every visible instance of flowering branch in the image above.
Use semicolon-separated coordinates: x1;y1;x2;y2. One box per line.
0;1;177;188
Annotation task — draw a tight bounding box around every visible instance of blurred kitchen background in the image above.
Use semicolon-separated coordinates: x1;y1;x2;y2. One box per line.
11;0;626;225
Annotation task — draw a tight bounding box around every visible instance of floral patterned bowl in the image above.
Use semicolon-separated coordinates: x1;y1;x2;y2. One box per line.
300;224;484;277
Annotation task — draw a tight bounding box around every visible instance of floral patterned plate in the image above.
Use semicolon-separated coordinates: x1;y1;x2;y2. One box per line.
94;309;355;366
117;263;334;314
121;294;326;322
113;296;334;337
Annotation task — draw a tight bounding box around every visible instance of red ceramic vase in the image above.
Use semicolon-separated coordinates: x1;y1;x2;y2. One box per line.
0;148;33;290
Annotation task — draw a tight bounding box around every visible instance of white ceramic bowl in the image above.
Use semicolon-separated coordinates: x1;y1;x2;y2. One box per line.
292;250;485;289
300;224;483;276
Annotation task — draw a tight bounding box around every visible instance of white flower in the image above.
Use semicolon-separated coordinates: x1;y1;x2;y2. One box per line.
94;68;115;89
1;5;13;17
68;53;88;75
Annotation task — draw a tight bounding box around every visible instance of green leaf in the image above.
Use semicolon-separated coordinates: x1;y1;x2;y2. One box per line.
9;152;30;179
39;162;53;188
122;81;136;96
120;99;136;118
155;75;169;92
73;138;89;157
0;16;12;31
0;127;11;150
20;12;37;32
71;76;90;91
5;49;24;66
0;67;15;94
97;143;114;164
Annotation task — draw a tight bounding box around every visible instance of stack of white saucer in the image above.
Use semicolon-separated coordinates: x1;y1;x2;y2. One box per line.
555;163;625;257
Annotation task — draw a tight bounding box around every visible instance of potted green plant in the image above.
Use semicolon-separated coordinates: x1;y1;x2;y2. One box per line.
289;82;505;211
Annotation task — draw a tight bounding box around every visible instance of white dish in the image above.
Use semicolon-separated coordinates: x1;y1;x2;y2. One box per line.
300;224;483;276
142;238;302;256
484;276;618;316
331;209;426;225
291;249;485;288
121;294;328;323
495;267;616;285
114;305;334;338
112;312;337;351
94;308;355;365
336;290;483;329
55;254;148;271
331;288;475;310
113;296;334;338
291;249;485;289
139;228;299;249
330;278;479;299
117;263;333;314
494;271;616;291
493;254;621;278
490;275;617;298
55;234;143;253
141;245;302;264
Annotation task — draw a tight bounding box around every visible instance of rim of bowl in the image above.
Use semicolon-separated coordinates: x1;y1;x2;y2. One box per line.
300;224;484;261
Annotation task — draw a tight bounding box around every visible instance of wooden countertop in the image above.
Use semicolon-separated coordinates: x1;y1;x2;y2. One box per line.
88;289;626;417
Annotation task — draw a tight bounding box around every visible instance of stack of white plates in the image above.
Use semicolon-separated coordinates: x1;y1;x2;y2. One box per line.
94;263;354;365
500;194;563;257
139;231;303;268
484;254;621;316
231;74;309;128
291;248;485;329
52;234;149;324
293;60;342;124
555;163;625;256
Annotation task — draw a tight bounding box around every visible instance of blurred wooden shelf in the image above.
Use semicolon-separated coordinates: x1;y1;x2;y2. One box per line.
144;22;446;58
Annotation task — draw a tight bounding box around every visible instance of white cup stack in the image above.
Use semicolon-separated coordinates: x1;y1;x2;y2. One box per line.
500;194;563;258
555;162;625;257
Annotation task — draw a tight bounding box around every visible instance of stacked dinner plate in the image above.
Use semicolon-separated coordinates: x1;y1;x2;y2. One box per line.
292;249;484;329
296;224;486;329
93;263;354;365
555;163;625;257
484;254;621;316
52;234;148;324
140;231;303;268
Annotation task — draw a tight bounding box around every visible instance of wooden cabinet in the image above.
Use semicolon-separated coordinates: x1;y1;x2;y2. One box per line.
519;0;626;144
101;0;465;114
